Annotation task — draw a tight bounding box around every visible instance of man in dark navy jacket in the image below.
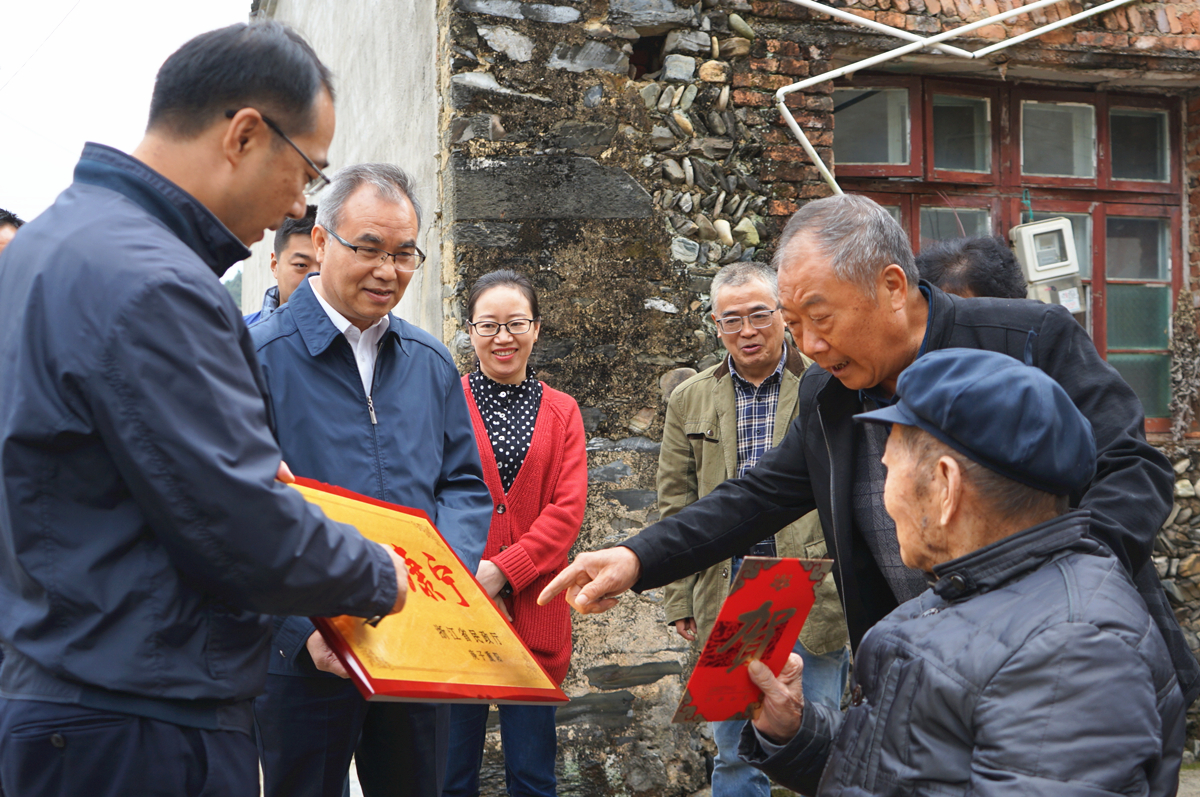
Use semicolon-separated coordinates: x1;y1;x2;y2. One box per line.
542;194;1199;707
0;24;406;797
250;163;492;797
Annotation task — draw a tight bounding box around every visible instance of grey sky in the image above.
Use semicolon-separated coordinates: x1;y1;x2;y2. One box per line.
0;1;252;222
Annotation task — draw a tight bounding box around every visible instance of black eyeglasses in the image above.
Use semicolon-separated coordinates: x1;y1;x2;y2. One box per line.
714;308;779;335
225;109;331;196
468;319;536;337
325;228;426;272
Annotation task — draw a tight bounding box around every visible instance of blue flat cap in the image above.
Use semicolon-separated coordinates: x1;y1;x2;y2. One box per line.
856;348;1096;495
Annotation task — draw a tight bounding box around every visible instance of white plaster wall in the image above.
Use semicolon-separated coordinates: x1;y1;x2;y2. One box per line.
244;0;444;337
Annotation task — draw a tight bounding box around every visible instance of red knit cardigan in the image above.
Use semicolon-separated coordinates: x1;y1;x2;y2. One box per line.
461;376;588;685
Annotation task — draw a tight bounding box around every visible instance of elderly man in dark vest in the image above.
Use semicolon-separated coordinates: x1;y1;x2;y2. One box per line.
742;348;1184;795
540;194;1199;708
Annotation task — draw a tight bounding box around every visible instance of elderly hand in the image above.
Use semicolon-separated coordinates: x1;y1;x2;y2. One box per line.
537;547;642;614
749;653;806;745
306;630;349;679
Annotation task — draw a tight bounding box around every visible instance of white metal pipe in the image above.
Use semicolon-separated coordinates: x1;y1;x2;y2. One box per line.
777;0;1083;98
778;102;844;195
784;0;973;58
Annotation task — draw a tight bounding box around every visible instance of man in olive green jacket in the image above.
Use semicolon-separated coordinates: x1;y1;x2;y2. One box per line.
659;262;849;797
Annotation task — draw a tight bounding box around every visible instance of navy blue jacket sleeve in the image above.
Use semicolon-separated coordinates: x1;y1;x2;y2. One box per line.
90;272;397;619
432;363;492;573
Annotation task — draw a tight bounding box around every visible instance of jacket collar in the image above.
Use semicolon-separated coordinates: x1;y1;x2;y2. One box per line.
288;275;406;358
72;143;250;277
713;341;807;381
931;510;1098;601
260;285;281;315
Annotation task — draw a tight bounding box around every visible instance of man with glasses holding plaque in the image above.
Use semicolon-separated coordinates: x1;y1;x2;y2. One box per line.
249;163;492;797
658;261;848;797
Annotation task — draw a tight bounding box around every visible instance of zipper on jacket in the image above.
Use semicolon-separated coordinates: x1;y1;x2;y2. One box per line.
817;405;853;635
367;395;377;425
366;337;386;426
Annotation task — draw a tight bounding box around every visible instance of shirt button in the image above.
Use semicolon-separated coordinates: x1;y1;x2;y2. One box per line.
50;733;66;749
497;504;506;514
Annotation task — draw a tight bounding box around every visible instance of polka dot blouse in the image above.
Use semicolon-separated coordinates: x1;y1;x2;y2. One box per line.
469;370;543;493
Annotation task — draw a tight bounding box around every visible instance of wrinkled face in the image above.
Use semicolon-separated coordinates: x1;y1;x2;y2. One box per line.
270;233;318;304
232;89;335;246
778;232;905;391
712;279;786;377
312;186;418;330
469;285;540;385
881;425;945;573
0;224;16;256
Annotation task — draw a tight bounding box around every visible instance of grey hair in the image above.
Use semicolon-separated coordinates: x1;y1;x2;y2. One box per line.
771;194;916;293
315;163;423;233
710;261;779;313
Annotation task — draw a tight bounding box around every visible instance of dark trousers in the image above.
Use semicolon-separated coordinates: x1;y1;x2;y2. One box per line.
254;674;449;797
0;697;257;797
444;703;558;797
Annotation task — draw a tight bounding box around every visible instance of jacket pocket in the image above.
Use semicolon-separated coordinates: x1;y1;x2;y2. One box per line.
204;603;269;680
683;419;719;443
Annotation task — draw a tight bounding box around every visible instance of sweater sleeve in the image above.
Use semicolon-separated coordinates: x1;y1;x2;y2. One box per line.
491;395;588;593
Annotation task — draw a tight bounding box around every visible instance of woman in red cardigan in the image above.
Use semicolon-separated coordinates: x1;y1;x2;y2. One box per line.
444;270;587;797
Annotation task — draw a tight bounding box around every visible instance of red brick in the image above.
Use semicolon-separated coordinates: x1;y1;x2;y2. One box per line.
1191;11;1200;35
909;14;941;32
765;145;811;161
1127;7;1144;33
749;57;781;72
1029;4;1048;25
761;162;822;182
909;0;927;13
1156;7;1171;33
1168;6;1184;34
894;0;910;12
796;183;836;199
1101;10;1121;31
1044;2;1062;23
768;200;799;216
878;0;892;11
925;0;941;14
772;183;798;199
764;39;802;57
878;10;907;27
1185;36;1200;50
953;0;972;19
732;88;773;108
1133;34;1159;49
778;57;809;76
733;72;793;91
974;24;1006;39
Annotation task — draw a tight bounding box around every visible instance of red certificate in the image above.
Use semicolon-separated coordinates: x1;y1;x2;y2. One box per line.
673;557;832;723
291;477;567;705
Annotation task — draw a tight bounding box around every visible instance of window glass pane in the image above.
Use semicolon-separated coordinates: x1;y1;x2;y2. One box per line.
1021;101;1095;178
881;204;901;224
933;95;991;173
1107;354;1170;418
919;208;989;244
1106;216;1169;281
1110;109;1169;182
833;88;909;165
1107;284;1170;350
1031;211;1091;278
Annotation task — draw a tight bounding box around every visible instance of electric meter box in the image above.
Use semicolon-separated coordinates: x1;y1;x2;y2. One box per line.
1009;217;1079;283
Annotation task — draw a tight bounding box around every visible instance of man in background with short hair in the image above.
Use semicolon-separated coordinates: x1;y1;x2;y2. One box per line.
245;204;319;325
916;235;1027;300
659;261;848;797
0;208;25;256
0;23;406;797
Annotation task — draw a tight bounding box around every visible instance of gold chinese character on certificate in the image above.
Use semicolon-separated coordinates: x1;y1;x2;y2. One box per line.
291;478;567;704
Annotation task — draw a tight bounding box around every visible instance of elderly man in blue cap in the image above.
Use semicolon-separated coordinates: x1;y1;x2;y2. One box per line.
739;348;1185;796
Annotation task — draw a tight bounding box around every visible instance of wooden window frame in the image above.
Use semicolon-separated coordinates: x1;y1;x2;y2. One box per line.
832;75;924;179
1012;87;1102;190
1104;94;1181;195
923;80;1003;185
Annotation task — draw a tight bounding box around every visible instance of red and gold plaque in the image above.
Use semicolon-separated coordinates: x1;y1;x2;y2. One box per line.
292;478;567;704
673;557;832;723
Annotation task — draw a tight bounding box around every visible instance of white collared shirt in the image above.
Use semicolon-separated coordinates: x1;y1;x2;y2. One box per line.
310;276;390;396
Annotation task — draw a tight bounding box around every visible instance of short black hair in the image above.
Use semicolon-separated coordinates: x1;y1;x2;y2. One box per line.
273;205;318;257
0;208;25;229
466;270;540;322
147;21;334;139
916;236;1027;300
